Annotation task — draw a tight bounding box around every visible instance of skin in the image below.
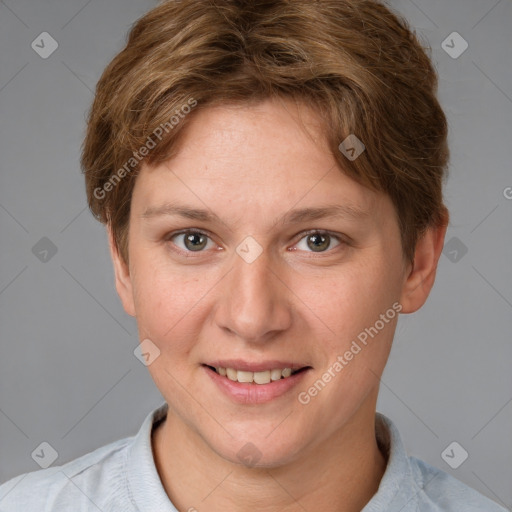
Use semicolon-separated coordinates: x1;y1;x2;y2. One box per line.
109;97;447;512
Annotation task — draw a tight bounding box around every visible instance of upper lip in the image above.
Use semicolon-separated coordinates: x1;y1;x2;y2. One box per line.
204;360;311;372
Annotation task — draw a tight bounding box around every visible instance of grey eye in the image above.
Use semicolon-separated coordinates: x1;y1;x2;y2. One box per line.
172;231;213;252
296;232;340;253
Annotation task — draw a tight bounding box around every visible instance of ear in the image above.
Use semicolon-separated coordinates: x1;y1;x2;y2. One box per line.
399;221;448;314
107;225;136;317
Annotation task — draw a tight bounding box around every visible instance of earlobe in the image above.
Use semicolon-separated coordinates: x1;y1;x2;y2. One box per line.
399;222;448;314
107;225;136;317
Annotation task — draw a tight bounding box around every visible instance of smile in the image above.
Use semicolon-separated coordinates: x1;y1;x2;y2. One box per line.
206;365;308;385
202;363;312;404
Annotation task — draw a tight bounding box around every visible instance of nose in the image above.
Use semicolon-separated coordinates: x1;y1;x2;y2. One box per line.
214;242;293;344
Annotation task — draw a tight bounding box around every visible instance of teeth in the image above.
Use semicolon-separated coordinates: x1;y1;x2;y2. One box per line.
270;368;282;381
253;370;271;384
214;366;298;384
237;370;253;383
226;368;238;381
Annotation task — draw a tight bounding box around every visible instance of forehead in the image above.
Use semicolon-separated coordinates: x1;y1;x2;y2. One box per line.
132;98;392;228
165;97;332;178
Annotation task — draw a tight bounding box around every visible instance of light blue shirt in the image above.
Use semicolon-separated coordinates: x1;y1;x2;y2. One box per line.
0;402;506;511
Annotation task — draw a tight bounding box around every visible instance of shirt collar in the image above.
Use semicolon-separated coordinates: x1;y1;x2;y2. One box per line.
127;402;176;512
362;412;417;511
127;403;418;512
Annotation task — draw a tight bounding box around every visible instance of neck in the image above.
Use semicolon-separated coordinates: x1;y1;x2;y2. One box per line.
152;399;387;512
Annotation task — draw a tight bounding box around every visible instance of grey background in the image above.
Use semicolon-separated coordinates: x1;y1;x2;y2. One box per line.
0;0;511;508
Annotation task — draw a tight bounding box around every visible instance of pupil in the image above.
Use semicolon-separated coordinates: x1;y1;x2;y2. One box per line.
307;233;329;252
185;233;207;251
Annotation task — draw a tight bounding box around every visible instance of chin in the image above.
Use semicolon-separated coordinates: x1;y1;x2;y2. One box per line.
210;431;306;469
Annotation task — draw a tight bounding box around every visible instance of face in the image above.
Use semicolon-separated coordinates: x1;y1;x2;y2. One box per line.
111;97;442;467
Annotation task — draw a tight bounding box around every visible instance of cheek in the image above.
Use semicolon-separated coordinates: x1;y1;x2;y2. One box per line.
303;260;400;342
130;254;212;349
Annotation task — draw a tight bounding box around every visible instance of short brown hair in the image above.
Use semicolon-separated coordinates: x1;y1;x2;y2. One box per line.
82;0;449;265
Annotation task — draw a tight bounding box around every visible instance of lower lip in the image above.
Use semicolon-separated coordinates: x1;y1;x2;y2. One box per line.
203;365;310;404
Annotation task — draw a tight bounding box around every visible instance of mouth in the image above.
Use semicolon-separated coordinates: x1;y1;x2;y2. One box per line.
202;364;311;385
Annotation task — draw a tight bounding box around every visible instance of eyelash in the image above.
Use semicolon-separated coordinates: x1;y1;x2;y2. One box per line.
165;229;347;257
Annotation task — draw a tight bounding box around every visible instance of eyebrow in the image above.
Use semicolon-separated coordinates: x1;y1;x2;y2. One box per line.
140;203;370;227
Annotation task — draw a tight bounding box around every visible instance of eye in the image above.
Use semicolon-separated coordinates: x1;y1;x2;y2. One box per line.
294;230;342;253
169;230;216;253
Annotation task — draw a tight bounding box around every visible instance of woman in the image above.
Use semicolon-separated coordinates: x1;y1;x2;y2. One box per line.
0;0;506;510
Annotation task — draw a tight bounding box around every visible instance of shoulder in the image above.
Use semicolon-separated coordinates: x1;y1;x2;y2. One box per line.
373;413;507;512
409;456;507;512
0;435;133;512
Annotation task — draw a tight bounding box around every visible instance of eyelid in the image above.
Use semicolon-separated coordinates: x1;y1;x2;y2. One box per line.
167;228;216;239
